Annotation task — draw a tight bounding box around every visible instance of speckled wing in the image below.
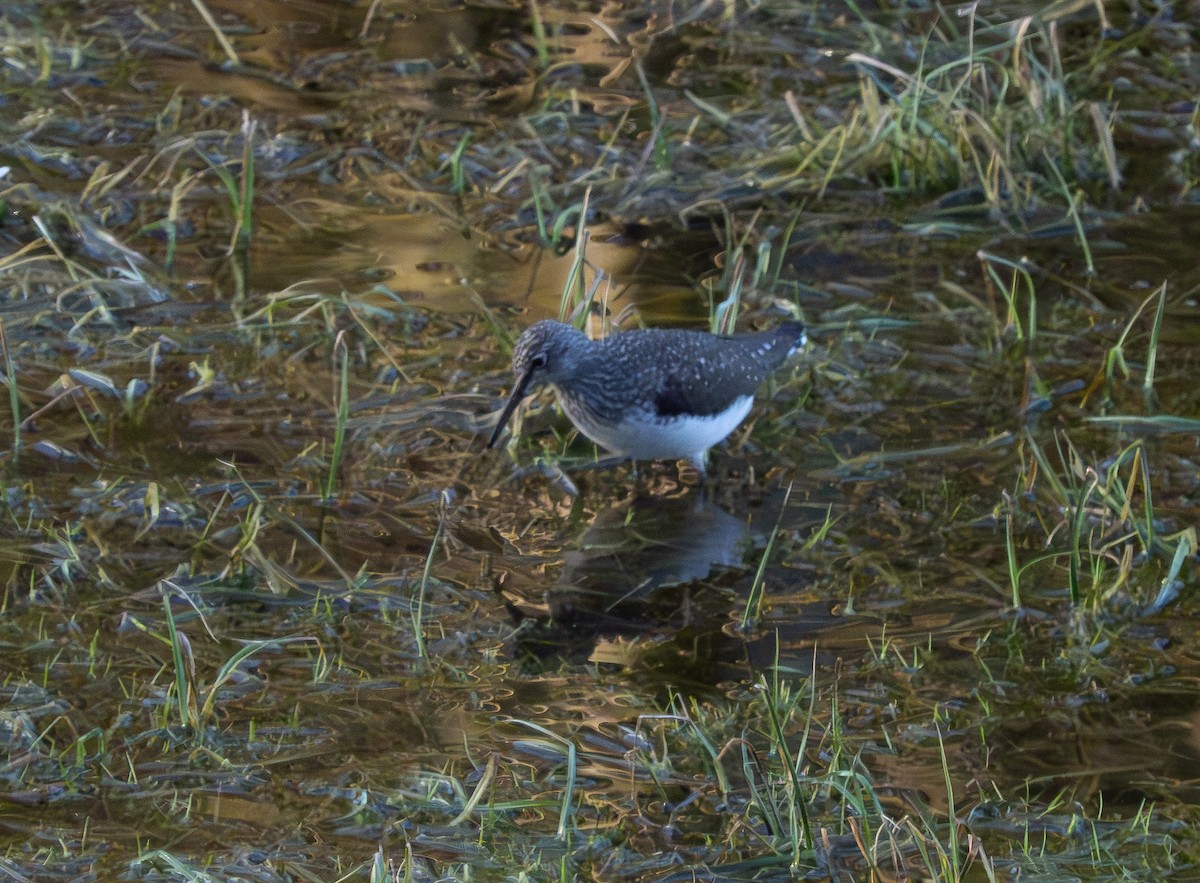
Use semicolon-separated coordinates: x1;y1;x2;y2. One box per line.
653;323;804;418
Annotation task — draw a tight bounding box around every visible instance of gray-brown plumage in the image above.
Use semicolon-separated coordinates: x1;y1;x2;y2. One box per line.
488;319;806;469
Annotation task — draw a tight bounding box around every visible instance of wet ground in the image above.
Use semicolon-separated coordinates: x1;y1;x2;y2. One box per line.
2;0;1199;879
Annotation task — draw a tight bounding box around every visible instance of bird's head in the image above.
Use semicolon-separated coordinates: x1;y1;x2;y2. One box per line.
488;321;588;448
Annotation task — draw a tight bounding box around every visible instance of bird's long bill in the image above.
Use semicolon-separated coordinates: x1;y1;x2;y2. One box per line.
487;367;536;448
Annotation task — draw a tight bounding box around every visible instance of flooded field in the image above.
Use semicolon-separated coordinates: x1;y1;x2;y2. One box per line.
1;0;1199;879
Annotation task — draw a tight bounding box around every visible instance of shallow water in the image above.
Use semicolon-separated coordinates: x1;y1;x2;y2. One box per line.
1;0;1199;879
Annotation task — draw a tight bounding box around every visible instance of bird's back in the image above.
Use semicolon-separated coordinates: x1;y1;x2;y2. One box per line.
540;320;804;463
641;321;805;418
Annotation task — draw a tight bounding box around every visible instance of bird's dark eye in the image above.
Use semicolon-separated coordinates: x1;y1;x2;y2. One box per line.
530;353;548;368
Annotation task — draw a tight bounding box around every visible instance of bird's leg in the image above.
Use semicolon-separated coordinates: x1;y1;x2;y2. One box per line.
676;454;706;491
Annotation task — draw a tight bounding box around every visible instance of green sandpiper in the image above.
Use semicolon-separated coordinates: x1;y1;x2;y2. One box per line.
488;319;806;471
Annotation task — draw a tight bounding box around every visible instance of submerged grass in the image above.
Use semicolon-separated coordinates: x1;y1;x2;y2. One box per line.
324;331;351;503
1015;429;1194;614
1;0;1199;880
0;320;18;462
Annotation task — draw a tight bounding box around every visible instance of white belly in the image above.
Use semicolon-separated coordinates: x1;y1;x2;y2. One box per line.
562;394;755;461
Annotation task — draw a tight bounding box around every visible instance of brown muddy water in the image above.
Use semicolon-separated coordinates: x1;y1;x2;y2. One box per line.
1;0;1199;880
